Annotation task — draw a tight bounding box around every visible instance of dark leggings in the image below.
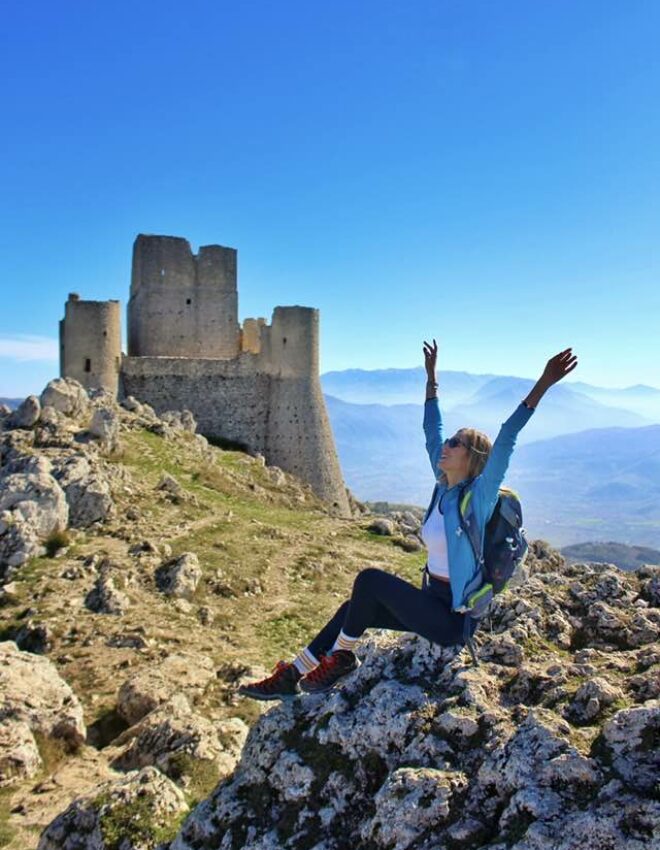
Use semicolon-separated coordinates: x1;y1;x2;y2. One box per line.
307;567;477;659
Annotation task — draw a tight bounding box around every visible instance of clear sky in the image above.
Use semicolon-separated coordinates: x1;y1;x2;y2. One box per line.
1;0;659;397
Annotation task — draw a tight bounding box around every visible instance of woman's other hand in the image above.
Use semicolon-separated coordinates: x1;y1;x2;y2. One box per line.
541;348;578;386
423;339;438;380
524;347;578;409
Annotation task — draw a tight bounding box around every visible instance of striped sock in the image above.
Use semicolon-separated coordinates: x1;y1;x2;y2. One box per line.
331;630;359;654
293;647;319;676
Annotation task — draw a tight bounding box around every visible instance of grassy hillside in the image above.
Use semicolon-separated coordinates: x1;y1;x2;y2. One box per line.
0;422;427;847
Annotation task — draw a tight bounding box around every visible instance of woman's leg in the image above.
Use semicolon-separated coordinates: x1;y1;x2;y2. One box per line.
306;567;467;659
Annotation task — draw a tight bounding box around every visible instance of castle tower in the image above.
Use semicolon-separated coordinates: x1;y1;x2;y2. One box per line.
127;234;240;358
264;307;350;514
60;294;122;394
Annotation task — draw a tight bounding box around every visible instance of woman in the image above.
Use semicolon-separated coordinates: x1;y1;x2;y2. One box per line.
239;342;578;700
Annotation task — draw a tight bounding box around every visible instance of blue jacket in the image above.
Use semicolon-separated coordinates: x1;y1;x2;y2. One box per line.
423;397;534;610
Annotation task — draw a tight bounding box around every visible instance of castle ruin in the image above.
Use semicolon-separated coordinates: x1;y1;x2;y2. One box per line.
60;234;350;516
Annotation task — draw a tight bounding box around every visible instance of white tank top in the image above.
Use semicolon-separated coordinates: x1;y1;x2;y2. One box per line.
421;505;450;580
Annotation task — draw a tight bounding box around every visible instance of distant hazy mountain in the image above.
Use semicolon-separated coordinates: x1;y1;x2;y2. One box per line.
321;368;496;408
321;368;660;423
561;541;660;571
0;398;21;410
450;380;650;442
568;382;660;422
506;424;660;548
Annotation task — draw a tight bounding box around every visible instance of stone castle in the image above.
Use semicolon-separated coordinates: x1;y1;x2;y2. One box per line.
59;234;350;515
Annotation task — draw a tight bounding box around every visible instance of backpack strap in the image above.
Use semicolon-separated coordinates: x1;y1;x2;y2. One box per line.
457;482;484;569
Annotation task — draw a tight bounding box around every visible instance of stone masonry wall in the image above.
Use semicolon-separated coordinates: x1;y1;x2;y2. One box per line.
120;352;350;515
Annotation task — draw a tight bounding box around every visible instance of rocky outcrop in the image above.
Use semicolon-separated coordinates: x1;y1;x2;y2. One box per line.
171;556;660;850
40;377;91;420
0;642;86;787
8;395;41;430
52;454;115;528
0;456;69;576
110;693;247;782
36;766;188;850
116;653;216;726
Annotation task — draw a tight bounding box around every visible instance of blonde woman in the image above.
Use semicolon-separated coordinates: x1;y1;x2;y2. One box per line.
240;342;577;699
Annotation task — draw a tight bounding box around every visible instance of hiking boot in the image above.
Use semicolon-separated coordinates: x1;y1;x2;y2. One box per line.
238;661;301;701
299;651;360;694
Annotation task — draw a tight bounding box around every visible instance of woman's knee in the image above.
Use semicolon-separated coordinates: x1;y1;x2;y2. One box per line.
353;567;386;592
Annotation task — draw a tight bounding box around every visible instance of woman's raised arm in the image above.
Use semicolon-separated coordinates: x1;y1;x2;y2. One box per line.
523;348;578;409
478;347;578;517
423;339;443;476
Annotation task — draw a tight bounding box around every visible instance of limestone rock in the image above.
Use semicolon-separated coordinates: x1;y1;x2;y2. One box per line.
600;701;660;794
85;560;130;615
161;409;197;433
34;404;75;448
37;766;188;850
368;517;395;536
567;677;624;723
0;463;68;575
111;693;247;782
89;407;121;450
0;641;86;746
8;395;41;429
52;455;114;527
156;472;185;502
0;716;42;787
117;653;216;726
363;767;467;850
40;377;90;420
155;552;201;600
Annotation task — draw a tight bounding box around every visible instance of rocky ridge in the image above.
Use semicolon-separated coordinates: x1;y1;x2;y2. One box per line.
0;379;658;849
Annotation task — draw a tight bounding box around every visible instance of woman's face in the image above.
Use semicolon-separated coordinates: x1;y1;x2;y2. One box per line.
438;430;471;478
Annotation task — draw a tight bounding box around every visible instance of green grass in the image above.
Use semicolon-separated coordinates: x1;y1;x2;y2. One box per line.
0;787;15;849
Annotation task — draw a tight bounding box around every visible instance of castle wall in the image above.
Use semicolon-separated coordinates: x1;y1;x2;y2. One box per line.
121;355;272;452
128;235;239;359
121;309;350;515
60;295;121;394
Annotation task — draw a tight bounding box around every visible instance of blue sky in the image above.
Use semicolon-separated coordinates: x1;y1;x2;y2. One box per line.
1;0;659;396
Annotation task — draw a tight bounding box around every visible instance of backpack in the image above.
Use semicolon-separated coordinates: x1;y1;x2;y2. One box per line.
456;484;529;663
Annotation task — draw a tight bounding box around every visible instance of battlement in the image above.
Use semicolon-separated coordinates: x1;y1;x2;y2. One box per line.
131;235;237;293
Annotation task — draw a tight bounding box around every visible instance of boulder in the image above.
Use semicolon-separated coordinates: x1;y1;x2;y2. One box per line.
0;641;86;747
7;395;41;429
37;766;189;850
368;517;395;536
600;701;660;794
155;553;202;600
52;455;114;527
0;716;42;786
85;562;130;615
89;407;121;450
161;410;197;433
0;464;69;575
40;377;90;420
117;653;216;726
111;693;247;782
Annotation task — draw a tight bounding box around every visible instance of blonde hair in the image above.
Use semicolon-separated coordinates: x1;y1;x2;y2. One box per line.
439;427;493;486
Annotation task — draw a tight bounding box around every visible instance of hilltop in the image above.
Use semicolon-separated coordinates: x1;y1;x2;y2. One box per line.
0;383;658;850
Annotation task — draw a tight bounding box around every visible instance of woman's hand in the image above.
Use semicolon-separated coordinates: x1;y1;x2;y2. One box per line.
423;339;438;380
524;347;578;409
540;348;578;386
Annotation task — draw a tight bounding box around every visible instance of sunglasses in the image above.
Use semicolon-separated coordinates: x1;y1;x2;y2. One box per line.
444;436;468;449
